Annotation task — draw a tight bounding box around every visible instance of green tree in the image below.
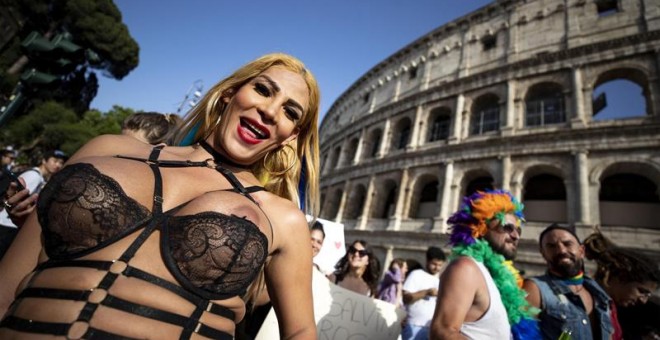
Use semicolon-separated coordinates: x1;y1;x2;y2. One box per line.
1;0;139;116
0;102;135;156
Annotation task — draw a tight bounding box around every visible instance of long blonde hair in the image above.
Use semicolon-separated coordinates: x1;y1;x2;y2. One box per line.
173;54;321;305
174;53;320;216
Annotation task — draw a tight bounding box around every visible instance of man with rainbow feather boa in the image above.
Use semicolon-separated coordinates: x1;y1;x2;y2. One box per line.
430;189;540;340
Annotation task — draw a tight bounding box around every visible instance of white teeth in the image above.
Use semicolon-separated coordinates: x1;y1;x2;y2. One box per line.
243;120;266;139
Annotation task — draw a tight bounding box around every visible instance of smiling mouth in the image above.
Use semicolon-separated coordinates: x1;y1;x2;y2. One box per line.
240;118;270;139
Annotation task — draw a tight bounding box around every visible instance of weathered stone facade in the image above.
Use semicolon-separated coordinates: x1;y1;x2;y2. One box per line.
318;0;660;275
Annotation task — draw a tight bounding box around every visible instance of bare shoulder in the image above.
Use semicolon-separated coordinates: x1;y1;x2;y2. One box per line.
522;278;542;308
442;256;480;280
69;134;149;163
260;193;307;231
259;193;308;247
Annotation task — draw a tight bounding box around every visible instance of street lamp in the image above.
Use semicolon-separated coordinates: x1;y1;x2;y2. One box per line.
177;79;204;115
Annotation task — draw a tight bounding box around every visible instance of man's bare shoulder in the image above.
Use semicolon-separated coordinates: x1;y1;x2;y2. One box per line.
442;256;480;279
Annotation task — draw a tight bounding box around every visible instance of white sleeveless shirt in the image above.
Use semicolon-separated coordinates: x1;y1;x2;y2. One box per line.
460;257;512;340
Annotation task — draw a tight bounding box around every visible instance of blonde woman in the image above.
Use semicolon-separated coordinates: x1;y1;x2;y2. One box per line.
0;53;320;339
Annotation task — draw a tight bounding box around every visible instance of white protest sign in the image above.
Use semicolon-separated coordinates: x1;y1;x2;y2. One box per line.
310;217;346;275
255;269;406;340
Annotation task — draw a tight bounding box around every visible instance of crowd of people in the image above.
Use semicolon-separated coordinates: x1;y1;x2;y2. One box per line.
307;189;660;340
0;53;658;340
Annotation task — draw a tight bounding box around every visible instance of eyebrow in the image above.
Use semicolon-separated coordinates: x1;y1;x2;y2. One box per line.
258;75;305;114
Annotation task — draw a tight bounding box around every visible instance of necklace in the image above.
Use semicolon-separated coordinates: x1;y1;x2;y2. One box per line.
199;140;249;169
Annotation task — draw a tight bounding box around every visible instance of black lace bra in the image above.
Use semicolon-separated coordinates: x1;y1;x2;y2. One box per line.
0;144;271;339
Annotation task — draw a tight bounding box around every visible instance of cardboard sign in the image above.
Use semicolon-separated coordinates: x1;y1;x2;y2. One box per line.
255;270;406;340
310;217;346;275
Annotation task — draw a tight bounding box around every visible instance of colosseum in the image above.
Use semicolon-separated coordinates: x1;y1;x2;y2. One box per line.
317;0;660;275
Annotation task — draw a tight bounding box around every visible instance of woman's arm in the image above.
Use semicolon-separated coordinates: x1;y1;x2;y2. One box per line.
264;203;316;339
0;210;43;317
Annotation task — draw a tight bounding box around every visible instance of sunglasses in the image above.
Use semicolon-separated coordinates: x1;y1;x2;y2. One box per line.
498;223;522;236
348;246;368;257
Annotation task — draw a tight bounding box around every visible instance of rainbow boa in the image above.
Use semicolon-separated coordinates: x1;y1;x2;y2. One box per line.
447;190;539;339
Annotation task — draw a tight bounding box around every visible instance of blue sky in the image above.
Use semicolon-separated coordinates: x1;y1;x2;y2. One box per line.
91;1;645;122
90;1;493;120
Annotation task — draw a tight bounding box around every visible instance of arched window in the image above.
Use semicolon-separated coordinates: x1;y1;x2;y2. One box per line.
465;176;494;196
345;185;367;220
346;137;359;165
470;94;500;135
523;174;566;200
414;180;439;218
592;79;647;121
373;184;397;219
322;189;343;220
428;107;451;142
525;83;565;127
600;174;659;202
523;173;567;222
370;130;382;158
392;118;412;150
397;125;410;149
599;173;660;228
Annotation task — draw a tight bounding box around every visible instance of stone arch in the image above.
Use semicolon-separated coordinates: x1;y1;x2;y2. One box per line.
596;161;660;228
344;183;368;220
591;67;652;120
343;136;360;167
326;145;341;173
322;187;343;221
391;117;413;150
364;128;383;160
408;173;441;218
371;178;398;219
521;164;568;223
469;93;501;135
461;168;495;197
427;106;452;142
524;82;566;127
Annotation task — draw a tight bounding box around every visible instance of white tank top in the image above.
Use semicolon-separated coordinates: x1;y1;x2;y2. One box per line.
460;258;512;340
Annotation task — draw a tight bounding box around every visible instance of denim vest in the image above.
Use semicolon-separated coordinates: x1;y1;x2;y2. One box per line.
531;275;614;340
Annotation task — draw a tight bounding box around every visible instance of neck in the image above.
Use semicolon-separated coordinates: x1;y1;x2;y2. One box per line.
549;269;585;285
199;140;249;169
38;165;49;179
348;267;365;278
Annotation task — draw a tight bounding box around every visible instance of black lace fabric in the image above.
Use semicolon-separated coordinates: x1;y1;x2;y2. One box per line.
37;162;269;298
167;212;267;298
38;163;151;258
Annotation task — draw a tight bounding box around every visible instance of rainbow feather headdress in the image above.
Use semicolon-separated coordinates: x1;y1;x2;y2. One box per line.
447;189;539;340
448;189;525;246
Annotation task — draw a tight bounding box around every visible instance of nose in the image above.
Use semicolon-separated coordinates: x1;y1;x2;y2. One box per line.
258;99;280;124
639;295;650;304
510;229;520;241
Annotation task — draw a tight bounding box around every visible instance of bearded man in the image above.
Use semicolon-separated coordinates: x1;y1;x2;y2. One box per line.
430;190;539;340
523;223;617;340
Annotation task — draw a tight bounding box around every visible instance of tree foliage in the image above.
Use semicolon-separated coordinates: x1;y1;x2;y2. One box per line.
0;102;134;156
6;0;139;79
0;0;139;115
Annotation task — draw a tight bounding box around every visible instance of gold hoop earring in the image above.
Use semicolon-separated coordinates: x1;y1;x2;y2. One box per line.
263;144;297;176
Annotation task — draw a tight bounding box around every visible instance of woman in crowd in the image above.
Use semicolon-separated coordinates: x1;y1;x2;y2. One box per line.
328;239;381;297
0;53;320;339
310;220;325;272
377;258;408;308
584;231;660;340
